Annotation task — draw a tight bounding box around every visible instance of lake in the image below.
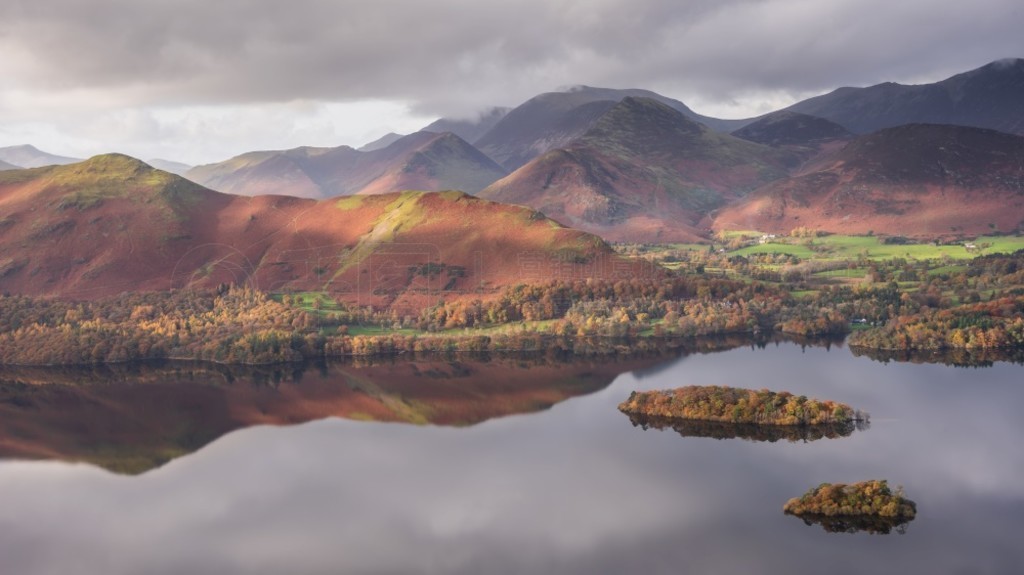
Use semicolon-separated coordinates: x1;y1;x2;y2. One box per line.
1;340;1022;574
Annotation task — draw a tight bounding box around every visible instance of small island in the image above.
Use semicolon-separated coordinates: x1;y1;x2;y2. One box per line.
618;385;867;426
783;480;917;534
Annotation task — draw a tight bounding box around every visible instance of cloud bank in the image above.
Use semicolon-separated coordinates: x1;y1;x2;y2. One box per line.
0;0;1020;162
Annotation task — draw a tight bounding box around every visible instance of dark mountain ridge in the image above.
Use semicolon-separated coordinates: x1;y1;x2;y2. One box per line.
787;58;1024;136
714;123;1024;236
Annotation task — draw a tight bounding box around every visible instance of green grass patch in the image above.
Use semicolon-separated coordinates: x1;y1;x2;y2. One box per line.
732;243;815;259
813;268;867;278
928;265;968;276
334;195;366;211
275;291;345;315
344;325;422;336
724;235;1024;263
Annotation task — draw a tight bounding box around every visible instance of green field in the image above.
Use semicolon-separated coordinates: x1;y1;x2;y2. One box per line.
270;291;344;315
666;234;1024;263
732;243;816;259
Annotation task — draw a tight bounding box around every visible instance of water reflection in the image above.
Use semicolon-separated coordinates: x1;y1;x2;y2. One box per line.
624;413;867;443
0;352;676;475
1;341;1023;575
785;511;914;535
851;346;1024;367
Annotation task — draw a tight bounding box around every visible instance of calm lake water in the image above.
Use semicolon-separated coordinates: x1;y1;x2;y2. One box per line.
1;341;1023;574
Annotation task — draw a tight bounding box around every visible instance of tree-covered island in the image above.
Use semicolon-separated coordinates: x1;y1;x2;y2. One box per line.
618;385;867;426
783;480;917;534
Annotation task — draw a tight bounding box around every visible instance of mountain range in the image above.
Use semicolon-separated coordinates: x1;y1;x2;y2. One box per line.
186;131;508;199
480;97;798;241
786;58;1024;136
0;155;643;301
3;58;1023;263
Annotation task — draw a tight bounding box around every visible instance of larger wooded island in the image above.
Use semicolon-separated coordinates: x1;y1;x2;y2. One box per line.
618;385;867;426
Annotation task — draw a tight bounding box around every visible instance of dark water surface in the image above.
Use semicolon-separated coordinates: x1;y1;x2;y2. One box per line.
1;342;1023;574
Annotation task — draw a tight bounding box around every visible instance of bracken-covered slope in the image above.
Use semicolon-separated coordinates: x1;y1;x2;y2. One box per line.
481;97;797;242
0;155;648;303
185;131;508;199
786;58;1024;136
473;86;751;172
714;124;1024;236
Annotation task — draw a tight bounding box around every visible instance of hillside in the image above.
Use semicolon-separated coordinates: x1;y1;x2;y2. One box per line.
186;131;507;199
714;124;1024;236
0;155;643;302
787;58;1024;136
0;144;81;168
481;97;796;242
731;110;853;148
0;159;19;171
474;86;751;171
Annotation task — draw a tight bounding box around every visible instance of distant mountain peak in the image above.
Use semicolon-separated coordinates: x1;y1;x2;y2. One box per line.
358;132;406;152
0;144;81;168
731;110;853;147
420;106;511;144
186;130;505;199
787;57;1024;136
986;57;1023;70
4;144;42;152
580;97;707;153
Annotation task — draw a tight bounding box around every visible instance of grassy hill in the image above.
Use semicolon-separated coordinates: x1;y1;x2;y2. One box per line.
0;155;644;303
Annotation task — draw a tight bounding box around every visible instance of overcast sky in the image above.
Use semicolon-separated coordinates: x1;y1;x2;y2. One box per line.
0;0;1021;165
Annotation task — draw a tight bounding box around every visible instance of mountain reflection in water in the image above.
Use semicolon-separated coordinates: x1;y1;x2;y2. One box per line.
2;339;1024;575
0;351;675;475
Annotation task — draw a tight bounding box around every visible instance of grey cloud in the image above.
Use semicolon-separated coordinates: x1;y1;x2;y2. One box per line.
1;0;1018;117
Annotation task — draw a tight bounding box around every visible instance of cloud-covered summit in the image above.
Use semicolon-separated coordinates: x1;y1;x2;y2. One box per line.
0;0;1020;162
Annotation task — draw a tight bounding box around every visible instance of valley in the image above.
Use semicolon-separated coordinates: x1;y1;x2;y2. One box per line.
3;59;1024;366
3;4;1024;574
